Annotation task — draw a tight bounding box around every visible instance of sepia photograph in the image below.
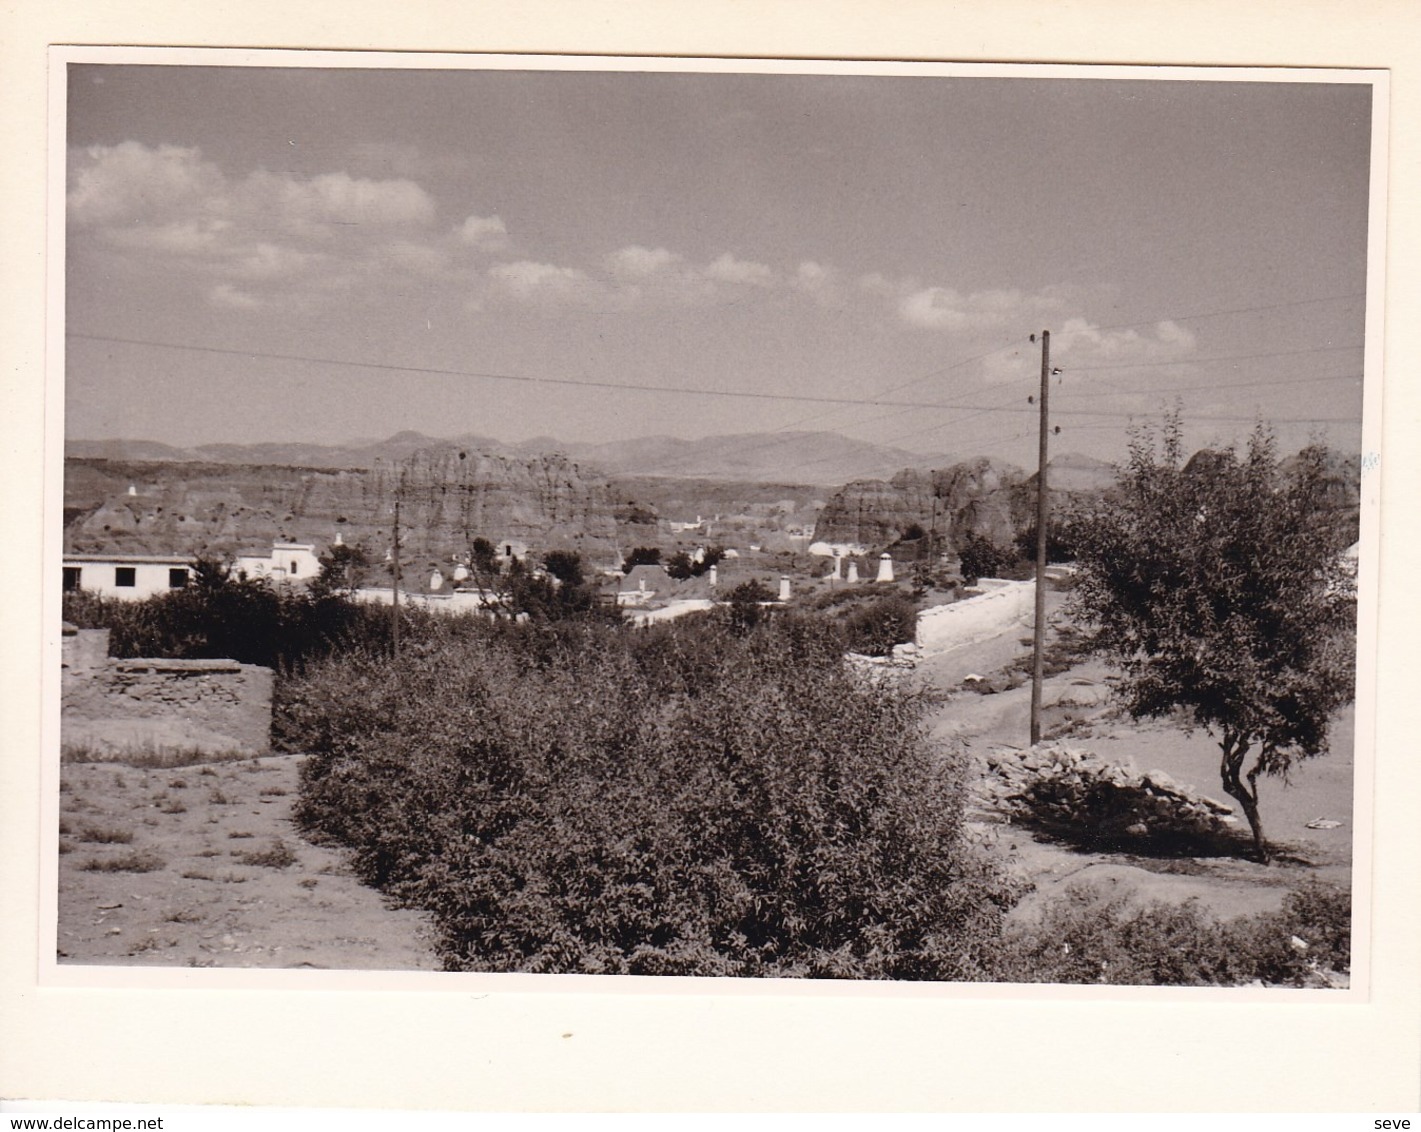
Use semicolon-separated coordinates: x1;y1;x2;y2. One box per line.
52;53;1380;990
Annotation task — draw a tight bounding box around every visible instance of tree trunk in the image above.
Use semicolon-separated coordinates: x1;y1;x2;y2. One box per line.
1219;733;1270;864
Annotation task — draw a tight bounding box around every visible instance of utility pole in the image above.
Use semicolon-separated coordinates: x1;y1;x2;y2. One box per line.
391;495;402;660
1030;330;1051;746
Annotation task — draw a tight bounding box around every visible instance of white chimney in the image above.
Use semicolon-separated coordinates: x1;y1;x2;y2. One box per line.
846;561;860;584
876;553;894;583
708;564;718;587
779;575;791;602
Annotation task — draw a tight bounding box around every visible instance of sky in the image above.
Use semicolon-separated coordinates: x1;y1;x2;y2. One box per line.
64;62;1376;470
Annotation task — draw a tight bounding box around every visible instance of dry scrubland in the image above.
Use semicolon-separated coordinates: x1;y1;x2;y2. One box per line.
57;604;1353;985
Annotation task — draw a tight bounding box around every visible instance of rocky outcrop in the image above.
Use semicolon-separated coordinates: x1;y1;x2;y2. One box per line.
814;452;1124;554
814;457;1030;551
64;450;621;562
974;742;1239;847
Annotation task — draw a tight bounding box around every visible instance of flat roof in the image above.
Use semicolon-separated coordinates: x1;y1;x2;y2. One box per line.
63;553;192;565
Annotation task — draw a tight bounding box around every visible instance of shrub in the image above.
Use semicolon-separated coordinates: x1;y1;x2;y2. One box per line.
235;839;298;869
839;594;919;657
993;879;1350;986
290;616;1021;978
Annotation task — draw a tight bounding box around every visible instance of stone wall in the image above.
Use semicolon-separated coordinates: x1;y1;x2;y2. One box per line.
62;648;274;758
975;742;1239;845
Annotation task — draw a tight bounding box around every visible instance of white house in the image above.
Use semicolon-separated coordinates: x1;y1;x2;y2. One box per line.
62;553;193;600
233;542;323;583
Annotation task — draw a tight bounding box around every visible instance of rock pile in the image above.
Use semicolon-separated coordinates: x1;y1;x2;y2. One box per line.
975;741;1239;843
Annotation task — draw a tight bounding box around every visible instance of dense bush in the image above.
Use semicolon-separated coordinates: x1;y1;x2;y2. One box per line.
289;615;1022;978
62;574;404;672
993;880;1350;986
801;589;919;657
839;594;919;657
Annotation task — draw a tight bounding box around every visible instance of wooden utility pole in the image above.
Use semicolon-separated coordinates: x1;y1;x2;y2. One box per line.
1030;330;1051;746
391;495;402;659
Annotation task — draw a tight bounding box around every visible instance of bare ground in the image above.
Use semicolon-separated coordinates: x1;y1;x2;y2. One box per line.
57;753;438;969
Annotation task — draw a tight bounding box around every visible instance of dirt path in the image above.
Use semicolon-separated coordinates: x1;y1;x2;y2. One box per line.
57;754;439;969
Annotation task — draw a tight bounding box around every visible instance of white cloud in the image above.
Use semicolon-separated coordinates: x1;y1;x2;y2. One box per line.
68;142;223;226
793;260;842;306
605;245;682;279
979;317;1199;386
457;214;510;250
898;285;1066;333
1054;318;1198;363
487;260;606;306
67;141;477;307
240;169;436;236
706;252;775;288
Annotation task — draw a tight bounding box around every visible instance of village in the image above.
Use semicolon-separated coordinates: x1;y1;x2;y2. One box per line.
55;432;1359;987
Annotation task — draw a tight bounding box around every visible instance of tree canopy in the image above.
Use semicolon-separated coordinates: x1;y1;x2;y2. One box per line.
1069;413;1357;861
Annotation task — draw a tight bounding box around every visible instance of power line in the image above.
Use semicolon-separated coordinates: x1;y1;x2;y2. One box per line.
1066;370;1363;399
67;331;988;414
1065;343;1363;372
1083;291;1366;335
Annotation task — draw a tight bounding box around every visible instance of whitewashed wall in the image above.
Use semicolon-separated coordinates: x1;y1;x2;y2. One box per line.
915;579;1034;657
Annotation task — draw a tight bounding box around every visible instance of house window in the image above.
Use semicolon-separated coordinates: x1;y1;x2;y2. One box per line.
168;568;189;589
63;567;82;592
115;567;136;588
289;561;299;576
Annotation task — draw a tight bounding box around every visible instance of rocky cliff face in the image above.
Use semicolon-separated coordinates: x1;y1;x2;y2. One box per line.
814;453;1125;553
814;457;1032;551
64;450;621;564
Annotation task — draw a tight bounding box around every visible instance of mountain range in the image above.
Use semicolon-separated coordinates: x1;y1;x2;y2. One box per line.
65;430;951;486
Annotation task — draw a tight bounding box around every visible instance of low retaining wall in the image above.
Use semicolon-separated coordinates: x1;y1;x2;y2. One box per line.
61;635;273;757
915;579;1034;657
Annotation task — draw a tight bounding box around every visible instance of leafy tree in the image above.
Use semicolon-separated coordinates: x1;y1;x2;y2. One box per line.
622;546;662;573
469;537;499;576
665;551;696;580
542;549;586;588
312;542;372;597
1013;518;1077;565
1069;413;1356;862
956;533;1014;585
724;578;775;632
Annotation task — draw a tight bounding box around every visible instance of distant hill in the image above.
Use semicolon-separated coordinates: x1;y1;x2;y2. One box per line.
67;429;948;485
530;431;946;484
65;438;197;463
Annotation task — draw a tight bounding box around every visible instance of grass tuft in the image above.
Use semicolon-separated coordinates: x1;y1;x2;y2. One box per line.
234;839;298;869
80;849;166;873
75;824;133;845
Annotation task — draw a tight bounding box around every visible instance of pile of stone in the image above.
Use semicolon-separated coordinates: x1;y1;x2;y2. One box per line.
974;741;1239;842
